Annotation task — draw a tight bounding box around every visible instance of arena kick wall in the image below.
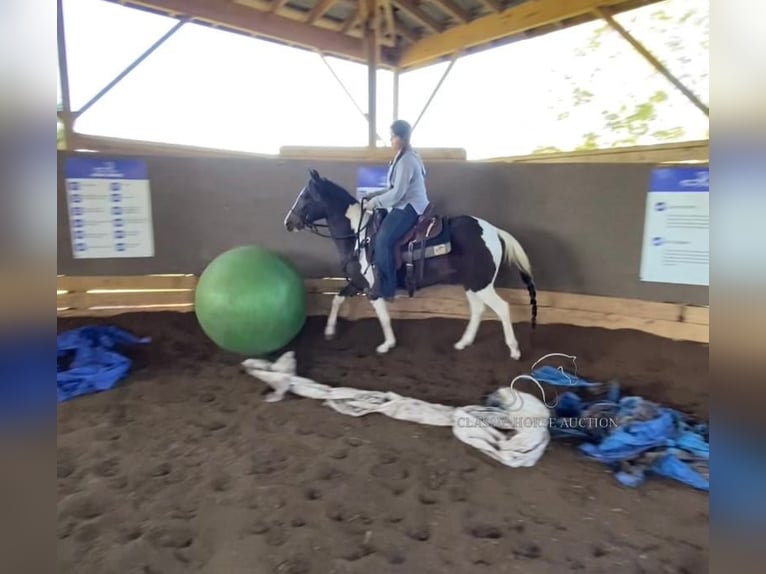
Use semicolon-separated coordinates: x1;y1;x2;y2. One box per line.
56;150;707;307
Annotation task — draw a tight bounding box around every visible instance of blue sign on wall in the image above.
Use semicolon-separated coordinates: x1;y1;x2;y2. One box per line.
357;166;389;195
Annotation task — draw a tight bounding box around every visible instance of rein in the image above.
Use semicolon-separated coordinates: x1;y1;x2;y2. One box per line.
291;199;374;289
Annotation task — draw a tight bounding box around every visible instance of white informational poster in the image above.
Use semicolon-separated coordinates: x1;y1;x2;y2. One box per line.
639;166;709;286
65;158;155;258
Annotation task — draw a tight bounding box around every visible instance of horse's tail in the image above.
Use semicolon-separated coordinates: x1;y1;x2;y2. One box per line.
496;228;537;329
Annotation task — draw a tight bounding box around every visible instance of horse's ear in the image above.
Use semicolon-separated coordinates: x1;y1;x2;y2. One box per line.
309;169;320;181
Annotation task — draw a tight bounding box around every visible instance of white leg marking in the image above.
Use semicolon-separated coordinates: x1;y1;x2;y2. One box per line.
370;297;396;353
454;290;485;350
324;294;346;339
478;285;521;360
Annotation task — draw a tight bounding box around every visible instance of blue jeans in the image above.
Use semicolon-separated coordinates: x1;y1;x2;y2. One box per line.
373;204;419;298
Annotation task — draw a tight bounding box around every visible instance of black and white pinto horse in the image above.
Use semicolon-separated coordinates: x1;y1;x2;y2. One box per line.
284;169;537;359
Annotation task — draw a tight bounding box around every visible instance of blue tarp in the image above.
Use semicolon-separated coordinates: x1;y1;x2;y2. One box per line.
57;326;150;402
531;366;709;491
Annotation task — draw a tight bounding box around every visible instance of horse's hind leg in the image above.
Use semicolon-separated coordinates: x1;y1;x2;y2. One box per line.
477;285;521;360
454;290;485;350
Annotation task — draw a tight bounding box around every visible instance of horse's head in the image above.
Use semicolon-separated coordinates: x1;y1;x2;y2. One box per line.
284;169;355;232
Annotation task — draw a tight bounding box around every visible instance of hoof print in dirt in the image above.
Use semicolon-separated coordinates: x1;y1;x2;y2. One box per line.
147;523;194;549
418;491;439;505
246;519;270;535
468;523;503;540
405;523;430;542
344;437;364;448
265;524;287;546
315;465;344;481
513;543;542;559
210;473;232;492
274;557;311;574
149;462;171;478
249;448;289;476
59;492;107;521
449;485;469;502
304;487;322;501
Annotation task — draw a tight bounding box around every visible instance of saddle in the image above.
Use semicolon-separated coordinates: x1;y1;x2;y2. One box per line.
367;203;452;296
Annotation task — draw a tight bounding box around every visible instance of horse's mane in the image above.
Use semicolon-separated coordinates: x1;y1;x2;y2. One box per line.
316;176;358;206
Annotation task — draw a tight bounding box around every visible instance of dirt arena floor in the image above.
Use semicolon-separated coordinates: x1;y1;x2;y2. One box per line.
57;312;709;574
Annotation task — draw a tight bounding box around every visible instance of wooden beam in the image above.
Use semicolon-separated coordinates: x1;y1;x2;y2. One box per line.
56;276;708;343
481;139;709;164
393;0;444;33
399;0;657;68
116;0;373;63
76;19;186;118
381;0;396;39
306;0;339;24
395;20;419;43
412;54;458;130
595;7;709;117
341;7;361;33
428;0;470;24
474;0;503;14
270;0;290;13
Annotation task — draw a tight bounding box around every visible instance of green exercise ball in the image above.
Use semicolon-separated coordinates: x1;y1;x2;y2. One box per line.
194;245;306;356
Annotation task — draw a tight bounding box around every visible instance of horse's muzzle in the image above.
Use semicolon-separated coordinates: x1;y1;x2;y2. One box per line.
284;212;303;232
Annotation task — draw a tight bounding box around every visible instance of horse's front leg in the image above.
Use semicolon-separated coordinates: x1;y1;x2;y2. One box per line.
324;283;359;340
370;297;396;353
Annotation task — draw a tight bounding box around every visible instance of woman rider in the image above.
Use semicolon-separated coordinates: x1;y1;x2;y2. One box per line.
364;119;430;301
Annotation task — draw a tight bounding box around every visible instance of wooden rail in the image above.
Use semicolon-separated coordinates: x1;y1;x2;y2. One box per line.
56;275;708;343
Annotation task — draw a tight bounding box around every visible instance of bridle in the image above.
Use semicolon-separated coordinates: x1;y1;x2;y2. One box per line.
288;197;374;289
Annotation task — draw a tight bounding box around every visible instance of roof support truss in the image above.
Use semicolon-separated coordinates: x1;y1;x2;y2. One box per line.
595;6;709;116
398;0;655;69
76;19;186;118
112;0;397;66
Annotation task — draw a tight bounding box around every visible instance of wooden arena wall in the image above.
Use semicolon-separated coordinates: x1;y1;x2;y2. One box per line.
56;150;708;342
56;275;708;343
57;150;707;306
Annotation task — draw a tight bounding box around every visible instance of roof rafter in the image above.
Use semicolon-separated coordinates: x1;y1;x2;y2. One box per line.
393;0;444;33
474;0;503;14
306;0;339;24
427;0;471;24
111;0;398;66
398;0;661;69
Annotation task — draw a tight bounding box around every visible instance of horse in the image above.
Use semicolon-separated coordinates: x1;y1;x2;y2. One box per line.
283;169;537;359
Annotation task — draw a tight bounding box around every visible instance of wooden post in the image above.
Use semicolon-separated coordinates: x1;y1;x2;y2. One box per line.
365;0;379;147
57;0;73;148
393;66;400;121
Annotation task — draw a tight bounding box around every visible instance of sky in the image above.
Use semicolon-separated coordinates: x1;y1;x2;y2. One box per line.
58;0;709;159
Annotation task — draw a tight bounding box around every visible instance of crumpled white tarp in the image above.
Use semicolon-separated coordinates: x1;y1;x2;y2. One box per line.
242;351;550;468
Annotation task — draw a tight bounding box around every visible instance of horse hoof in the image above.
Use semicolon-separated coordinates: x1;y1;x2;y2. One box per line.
324;331;335;341
510;349;521;360
376;342;394;354
454;341;468;350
